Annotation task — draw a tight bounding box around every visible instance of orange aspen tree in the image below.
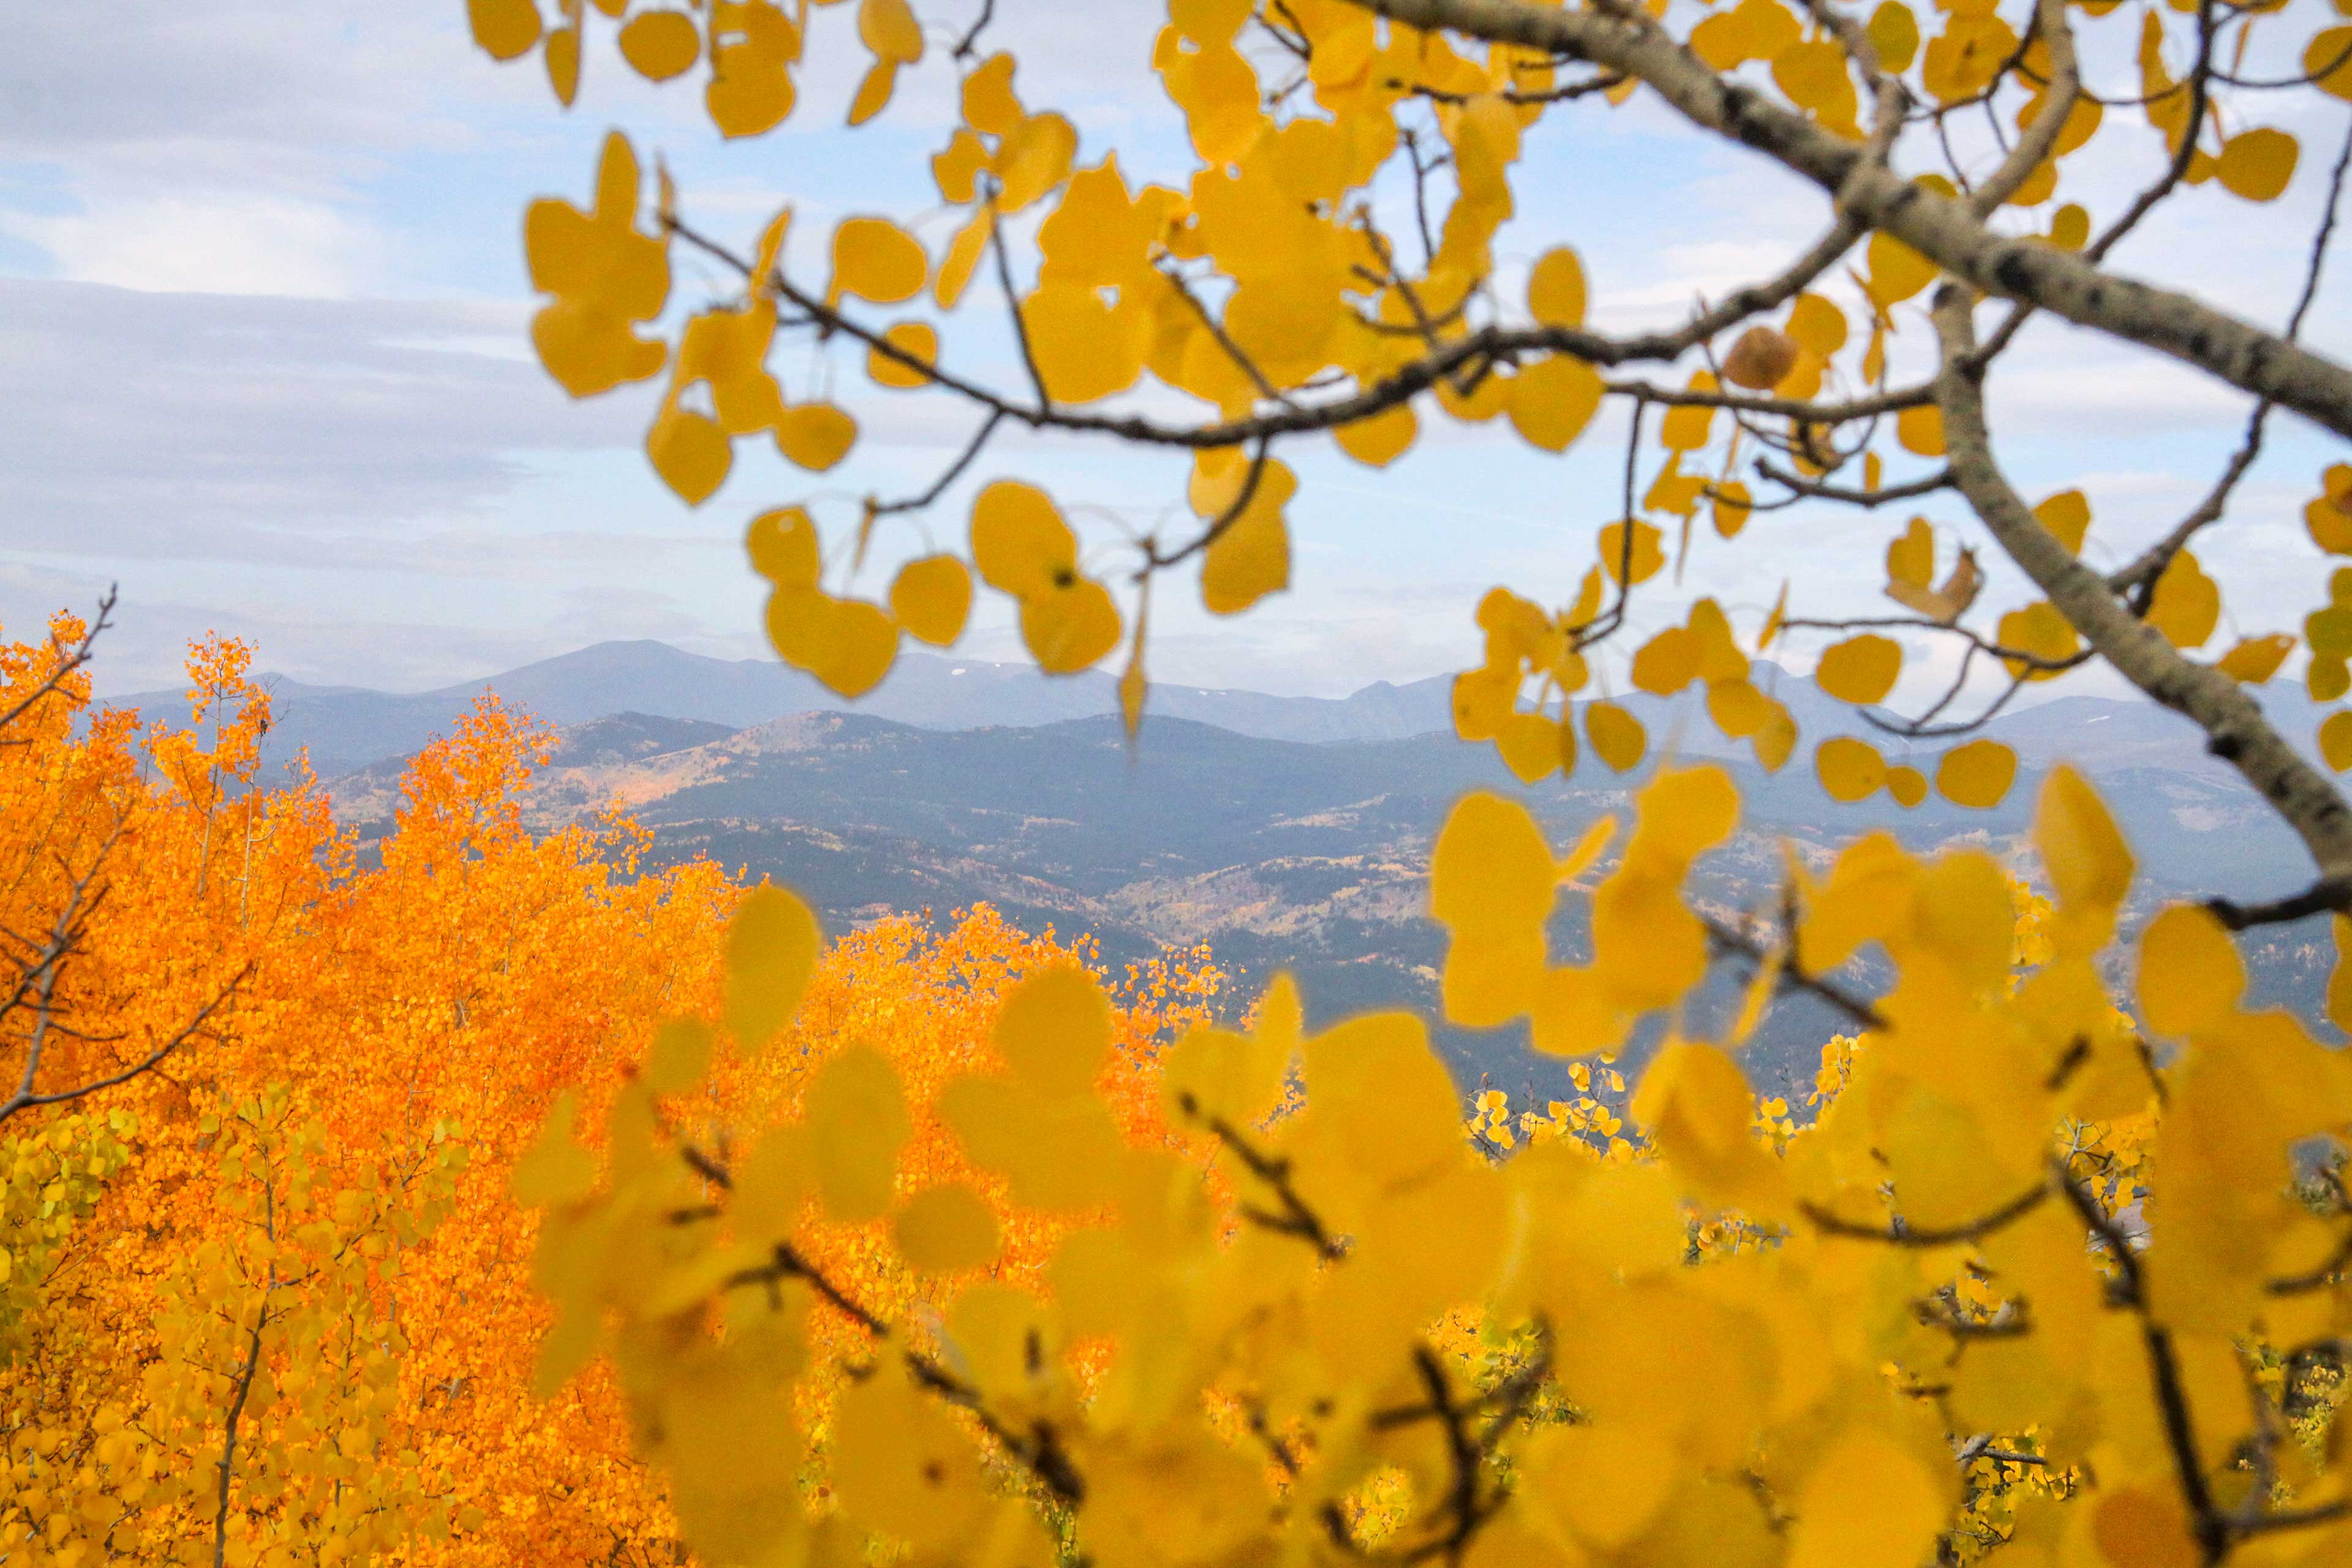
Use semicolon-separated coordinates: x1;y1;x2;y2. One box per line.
1;621;1225;1564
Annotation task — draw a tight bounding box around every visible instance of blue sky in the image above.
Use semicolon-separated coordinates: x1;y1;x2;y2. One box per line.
2;0;2345;709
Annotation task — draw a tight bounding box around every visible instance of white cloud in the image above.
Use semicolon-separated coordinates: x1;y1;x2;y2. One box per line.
6;191;374;297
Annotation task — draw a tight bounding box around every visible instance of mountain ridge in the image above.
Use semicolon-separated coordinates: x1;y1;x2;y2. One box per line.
108;635;2316;786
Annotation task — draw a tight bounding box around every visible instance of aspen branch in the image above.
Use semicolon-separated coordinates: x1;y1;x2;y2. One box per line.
1970;0;2075;215
1348;0;2352;439
1929;286;2352;905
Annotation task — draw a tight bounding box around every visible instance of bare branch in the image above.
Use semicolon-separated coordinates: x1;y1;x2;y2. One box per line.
1802;1180;2049;1247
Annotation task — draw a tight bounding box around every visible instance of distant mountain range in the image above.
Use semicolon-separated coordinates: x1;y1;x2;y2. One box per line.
111;636;2335;784
116;640;1466;780
108;639;2343;1095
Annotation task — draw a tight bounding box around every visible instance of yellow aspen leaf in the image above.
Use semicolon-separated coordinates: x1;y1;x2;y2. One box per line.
706;1;799;138
994;963;1111;1097
997;111;1079;212
1707;677;1770;738
1526;246;1587;328
1815;635;1902;705
1438;367;1513;423
1722;325;1800;391
1630;627;1700;696
1689;9;1755;72
2311;27;2352;103
1433;792;1559;937
2307;462;2352;552
775;402;857;471
1022;575;1121;673
889;556;972;646
2216;633;2293;684
1645;462;1706;526
524;132;672;396
1022;284;1150;404
1785;1428;1948;1568
545;20;581;105
934;128;988;205
1866;228;1936;304
1627;764;1740;869
2138;904;2244;1038
1586;701;1647;773
2148;549;2221;649
533;300;668;398
829;217;928;306
1787;292;1848;356
1537;838;1610;919
868;320;939;388
1170;0;1253;47
1754;696;1798;771
1712;478;1752;538
1936;738;2016;807
1507;355;1605;452
1037;154;1159;287
1888;545;1981;623
1200;461;1295;616
1597;519;1664;586
831;1366;989;1548
469;0;543;60
646;407;731;505
1119;603;1145;736
1887;516;1933;590
970;480;1071;595
846;58;899;126
1453;665;1515;742
1301;1012;1464;1185
2037;764;2135;932
858;0;924;63
1632;1040;1787;1213
2091;1487;2201;1568
1659;374;1717;451
2323;710;2352;771
1526;1425;1676;1550
892;1185;999;1273
1815;736;1887;802
2216;128;2299;203
618;10;699;80
1162;972;1298;1128
1997;600;2080;679
805;1042;911;1221
747;504;822;589
767;588;902;696
1885;763;1927;807
937;208;993;309
1926;10;2019;103
512;1097;596;1208
2049;201;2090;249
724;885;821;1049
1333;402;1417;467
1895;402;1944;457
2318;655;2352;702
962;51;1022;135
2035;488;2092;552
644;1019;714;1096
1773;37;1859;137
1495;712;1565;783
